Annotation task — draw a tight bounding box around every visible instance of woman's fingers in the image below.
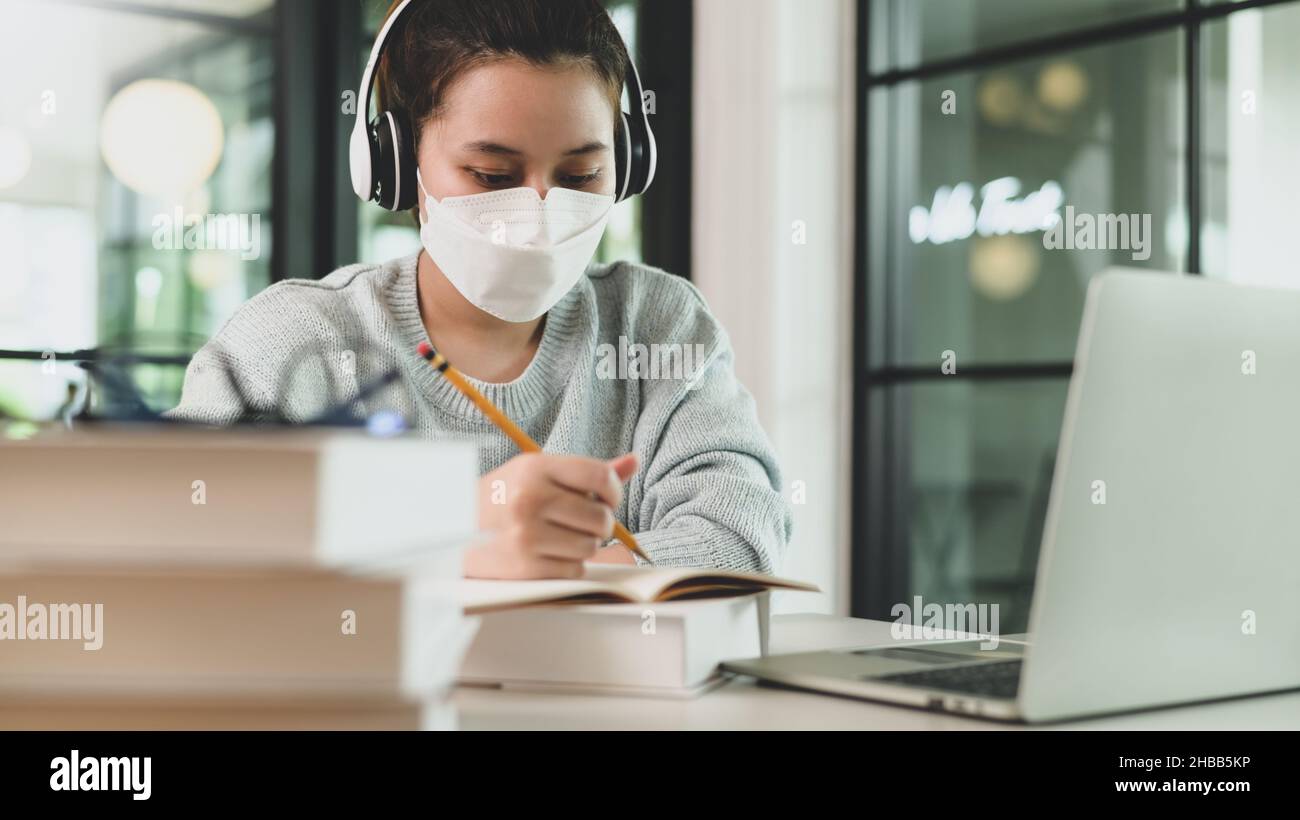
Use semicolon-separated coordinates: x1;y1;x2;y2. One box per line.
544;494;616;539
509;520;603;561
543;454;624;508
463;544;586;580
466;452;640;580
608;452;639;482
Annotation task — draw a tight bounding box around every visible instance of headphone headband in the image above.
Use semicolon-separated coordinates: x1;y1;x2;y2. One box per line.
349;0;656;210
348;0;415;207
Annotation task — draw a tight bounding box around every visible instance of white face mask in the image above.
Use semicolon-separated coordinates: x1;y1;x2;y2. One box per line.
417;170;615;323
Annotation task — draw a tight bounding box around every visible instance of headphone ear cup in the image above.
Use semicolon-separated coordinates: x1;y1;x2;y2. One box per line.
371;110;418;211
389;110;418;212
625;117;647;196
616;107;655;201
370;114;396;210
614;111;632;202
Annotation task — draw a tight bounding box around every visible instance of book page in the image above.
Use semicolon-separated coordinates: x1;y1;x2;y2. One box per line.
458;565;820;614
458;576;628;614
580;564;820;601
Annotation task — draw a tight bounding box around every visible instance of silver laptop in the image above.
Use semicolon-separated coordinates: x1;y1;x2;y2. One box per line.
724;270;1300;722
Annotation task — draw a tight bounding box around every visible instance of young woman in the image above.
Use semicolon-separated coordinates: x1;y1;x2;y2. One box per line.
169;0;792;580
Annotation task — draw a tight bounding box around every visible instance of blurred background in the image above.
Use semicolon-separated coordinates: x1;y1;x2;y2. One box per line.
1;0;1297;626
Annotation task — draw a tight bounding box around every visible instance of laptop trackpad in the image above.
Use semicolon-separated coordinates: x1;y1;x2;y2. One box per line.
847;641;1025;677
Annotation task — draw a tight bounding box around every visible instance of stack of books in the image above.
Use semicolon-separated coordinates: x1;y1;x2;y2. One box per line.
0;426;481;729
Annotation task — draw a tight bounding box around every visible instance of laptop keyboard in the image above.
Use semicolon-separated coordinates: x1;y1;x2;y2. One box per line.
877;659;1022;699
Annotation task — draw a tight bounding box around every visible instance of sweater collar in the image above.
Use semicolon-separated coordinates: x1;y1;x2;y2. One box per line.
384;252;592;423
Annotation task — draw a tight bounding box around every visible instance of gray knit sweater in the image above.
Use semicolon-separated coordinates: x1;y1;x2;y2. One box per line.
166;253;792;573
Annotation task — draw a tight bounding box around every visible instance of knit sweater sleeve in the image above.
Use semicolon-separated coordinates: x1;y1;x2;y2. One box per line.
163;280;352;425
619;273;793;575
630;340;792;574
164;313;280;426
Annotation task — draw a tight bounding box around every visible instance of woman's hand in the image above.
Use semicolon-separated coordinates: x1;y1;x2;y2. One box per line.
463;452;639;579
588;543;637;564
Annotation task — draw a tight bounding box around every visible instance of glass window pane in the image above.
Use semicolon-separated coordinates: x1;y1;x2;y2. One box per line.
870;0;1183;73
1201;3;1300;287
870;31;1185;368
0;1;274;419
893;379;1070;634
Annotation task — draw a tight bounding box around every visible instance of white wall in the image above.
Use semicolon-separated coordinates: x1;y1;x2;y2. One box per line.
1222;9;1300;287
693;0;857;614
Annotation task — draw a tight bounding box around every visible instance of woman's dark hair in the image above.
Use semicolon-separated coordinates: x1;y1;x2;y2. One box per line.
376;0;628;145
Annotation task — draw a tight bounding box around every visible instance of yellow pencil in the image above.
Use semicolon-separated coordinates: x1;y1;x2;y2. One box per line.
417;341;649;563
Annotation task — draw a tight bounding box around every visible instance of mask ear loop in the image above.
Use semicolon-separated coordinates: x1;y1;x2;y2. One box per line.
416;169;433;225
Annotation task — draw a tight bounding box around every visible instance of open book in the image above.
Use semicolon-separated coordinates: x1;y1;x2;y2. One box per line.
460;564;819;615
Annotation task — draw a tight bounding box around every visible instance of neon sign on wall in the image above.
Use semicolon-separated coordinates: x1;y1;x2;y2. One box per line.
908;177;1064;245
